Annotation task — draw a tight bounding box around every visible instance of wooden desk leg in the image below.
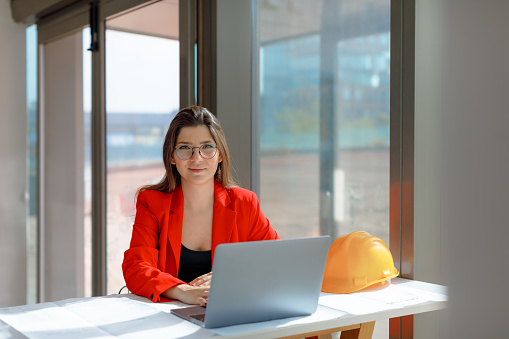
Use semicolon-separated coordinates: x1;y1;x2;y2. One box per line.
339;321;376;339
303;324;360;339
306;334;333;339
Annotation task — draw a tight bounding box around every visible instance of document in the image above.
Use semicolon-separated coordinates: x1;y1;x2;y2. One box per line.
319;281;447;315
0;301;114;339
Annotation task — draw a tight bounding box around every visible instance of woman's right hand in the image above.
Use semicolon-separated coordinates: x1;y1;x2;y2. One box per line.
162;284;209;306
189;272;212;287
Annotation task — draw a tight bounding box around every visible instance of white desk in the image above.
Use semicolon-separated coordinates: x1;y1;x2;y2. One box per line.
0;278;447;339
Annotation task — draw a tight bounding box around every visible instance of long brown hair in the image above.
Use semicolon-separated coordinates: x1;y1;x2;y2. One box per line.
138;106;237;195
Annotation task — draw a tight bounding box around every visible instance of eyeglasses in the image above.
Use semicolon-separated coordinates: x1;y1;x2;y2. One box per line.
174;144;218;160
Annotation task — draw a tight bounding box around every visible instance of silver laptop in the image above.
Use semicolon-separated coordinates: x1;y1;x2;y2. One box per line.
171;236;330;328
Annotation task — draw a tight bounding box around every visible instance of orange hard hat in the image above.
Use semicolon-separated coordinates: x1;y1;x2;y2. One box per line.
321;231;399;294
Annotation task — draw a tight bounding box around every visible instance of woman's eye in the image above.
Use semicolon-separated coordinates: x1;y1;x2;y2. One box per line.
203;144;215;149
178;145;192;150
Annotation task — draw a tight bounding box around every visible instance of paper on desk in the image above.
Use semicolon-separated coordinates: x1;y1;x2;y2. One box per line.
355;284;432;307
0;317;26;339
320;293;401;315
392;284;448;302
319;282;447;315
358;283;447;305
57;295;162;325
58;295;203;339
0;301;114;339
0;294;204;339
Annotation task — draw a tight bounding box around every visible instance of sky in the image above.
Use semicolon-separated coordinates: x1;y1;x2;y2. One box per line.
83;28;180;114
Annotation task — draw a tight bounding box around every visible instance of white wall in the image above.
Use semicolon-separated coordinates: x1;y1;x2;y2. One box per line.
0;0;28;307
415;0;509;338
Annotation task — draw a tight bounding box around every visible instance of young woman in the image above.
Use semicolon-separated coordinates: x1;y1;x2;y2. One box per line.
122;106;279;306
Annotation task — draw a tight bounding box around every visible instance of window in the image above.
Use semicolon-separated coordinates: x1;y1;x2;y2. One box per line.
104;1;180;294
26;24;38;304
256;0;391;243
254;1;391;337
30;0;181;300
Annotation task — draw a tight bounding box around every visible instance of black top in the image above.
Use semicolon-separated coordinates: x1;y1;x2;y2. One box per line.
177;244;212;283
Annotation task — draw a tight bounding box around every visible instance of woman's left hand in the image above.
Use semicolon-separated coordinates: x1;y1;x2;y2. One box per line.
189;272;212;287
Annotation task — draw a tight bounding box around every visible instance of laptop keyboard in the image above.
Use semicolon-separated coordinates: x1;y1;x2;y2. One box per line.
190;313;206;322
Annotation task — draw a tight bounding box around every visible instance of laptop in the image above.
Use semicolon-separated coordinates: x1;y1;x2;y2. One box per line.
171;236;330;328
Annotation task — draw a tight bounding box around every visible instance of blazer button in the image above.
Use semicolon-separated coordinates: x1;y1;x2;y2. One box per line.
150;294;154;300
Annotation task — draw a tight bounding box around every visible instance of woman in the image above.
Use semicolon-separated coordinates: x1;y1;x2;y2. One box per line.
122;106;279;306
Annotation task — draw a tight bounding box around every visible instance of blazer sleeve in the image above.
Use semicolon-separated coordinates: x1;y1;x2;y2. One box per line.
122;191;184;302
246;190;280;241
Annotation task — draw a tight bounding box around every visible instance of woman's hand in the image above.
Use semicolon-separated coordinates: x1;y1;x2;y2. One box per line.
163;284;209;306
189;272;212;287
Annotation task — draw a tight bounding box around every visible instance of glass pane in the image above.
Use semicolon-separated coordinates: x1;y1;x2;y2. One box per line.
83;27;92;297
256;1;390;337
257;0;391;242
26;24;38;304
105;0;179;295
334;32;391;241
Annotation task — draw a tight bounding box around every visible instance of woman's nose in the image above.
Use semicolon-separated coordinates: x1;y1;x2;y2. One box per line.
190;147;203;160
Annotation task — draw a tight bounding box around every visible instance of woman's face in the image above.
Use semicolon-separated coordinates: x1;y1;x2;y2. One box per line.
171;125;222;188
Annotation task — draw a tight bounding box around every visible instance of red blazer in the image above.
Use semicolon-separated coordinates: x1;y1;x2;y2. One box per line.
122;181;279;302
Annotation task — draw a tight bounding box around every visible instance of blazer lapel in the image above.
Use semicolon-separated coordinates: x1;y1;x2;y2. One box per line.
167;186;184;273
211;182;237;261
